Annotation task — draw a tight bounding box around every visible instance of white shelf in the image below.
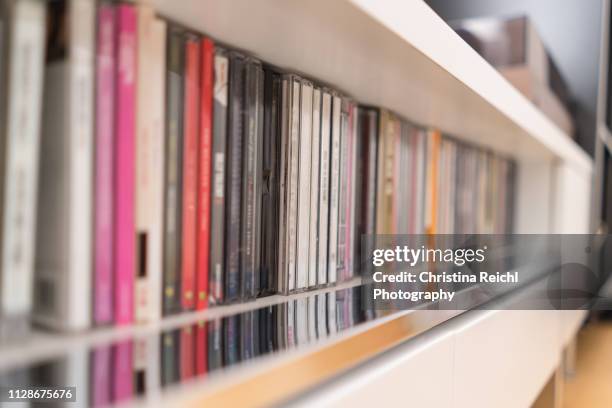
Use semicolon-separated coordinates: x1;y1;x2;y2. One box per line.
0;278;362;373
153;0;592;173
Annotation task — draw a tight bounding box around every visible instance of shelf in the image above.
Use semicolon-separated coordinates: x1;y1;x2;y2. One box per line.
2;261;588;407
153;0;592;174
148;265;582;407
0;1;595;405
0;278;362;373
141;266;565;407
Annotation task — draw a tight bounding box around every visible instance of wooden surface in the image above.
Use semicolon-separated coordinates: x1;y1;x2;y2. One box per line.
532;370;557;408
563;321;612;408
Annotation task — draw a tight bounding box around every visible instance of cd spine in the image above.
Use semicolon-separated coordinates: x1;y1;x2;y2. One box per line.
337;99;357;281
260;70;281;295
286;78;301;293
147;16;167;322
209;49;228;305
362;109;378;256
296;81;313;291
114;4;137;325
347;102;358;278
180;34;201;311
68;0;95;328
277;78;289;294
416;130;427;235
135;6;166;324
34;0;94;332
317;91;332;286
224;53;246;302
240;60;264;299
336;100;349;281
196;38;214;310
425;129;441;235
94;3;116;325
409;123;419;234
308;88;321;288
375;110;397;235
327;94;342;285
162;27;185;315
